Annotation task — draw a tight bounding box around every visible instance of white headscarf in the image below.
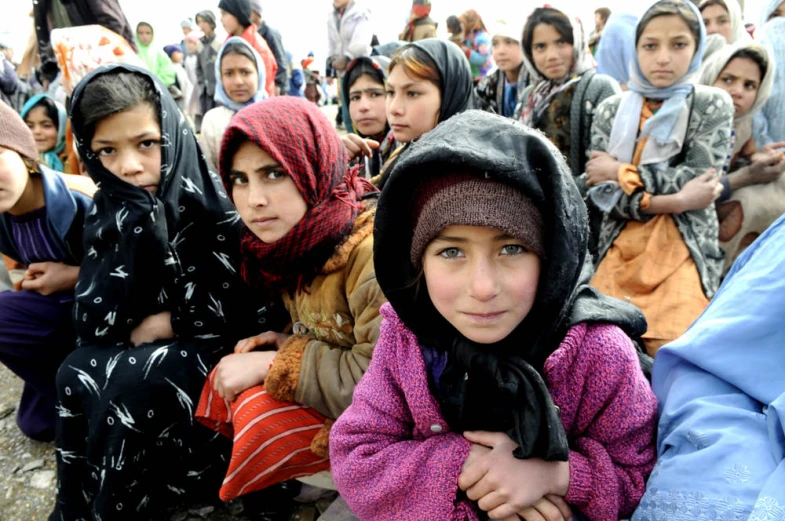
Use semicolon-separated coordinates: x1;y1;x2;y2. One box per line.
699;40;775;123
698;0;751;43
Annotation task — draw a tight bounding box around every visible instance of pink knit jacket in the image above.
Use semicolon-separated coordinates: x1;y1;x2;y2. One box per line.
330;303;658;521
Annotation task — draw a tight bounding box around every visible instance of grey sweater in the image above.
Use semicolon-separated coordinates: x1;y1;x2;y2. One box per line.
590;85;734;297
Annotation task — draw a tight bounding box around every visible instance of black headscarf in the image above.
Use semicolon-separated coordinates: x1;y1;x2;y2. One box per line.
374;110;648;461
218;0;253;28
70;64;250;348
376;39;479;189
340;55;391;140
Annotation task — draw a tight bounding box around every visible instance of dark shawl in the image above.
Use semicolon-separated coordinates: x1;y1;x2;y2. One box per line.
70;64;250;348
374;110;649;460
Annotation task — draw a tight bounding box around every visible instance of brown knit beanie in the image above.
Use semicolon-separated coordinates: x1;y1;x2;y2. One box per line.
0;101;38;161
410;173;545;266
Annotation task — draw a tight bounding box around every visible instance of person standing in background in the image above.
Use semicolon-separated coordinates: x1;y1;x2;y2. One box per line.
250;0;289;96
589;7;611;56
33;0;137;77
196;10;222;132
446;15;464;46
458;10;493;81
218;0;279;97
399;0;438;42
180;18;197;56
327;0;374;130
135;22;177;87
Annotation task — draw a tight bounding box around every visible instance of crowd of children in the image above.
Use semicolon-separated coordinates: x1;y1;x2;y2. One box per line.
0;0;783;520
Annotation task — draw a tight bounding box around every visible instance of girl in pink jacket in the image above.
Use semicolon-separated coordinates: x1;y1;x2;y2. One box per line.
330;110;658;521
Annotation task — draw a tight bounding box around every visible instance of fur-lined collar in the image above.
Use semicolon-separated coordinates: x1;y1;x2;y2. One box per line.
321;202;376;275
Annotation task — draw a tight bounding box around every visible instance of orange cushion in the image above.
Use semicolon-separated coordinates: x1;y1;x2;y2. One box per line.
195;370;330;501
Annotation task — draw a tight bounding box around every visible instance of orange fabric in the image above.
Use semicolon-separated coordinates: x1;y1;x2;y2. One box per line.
195;372;330;501
3;255;25;291
592;100;709;356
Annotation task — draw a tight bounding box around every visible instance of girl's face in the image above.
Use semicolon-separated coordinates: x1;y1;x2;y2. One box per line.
25;106;58;153
221;53;258;104
220;10;243;36
185;39;199;54
713;57;762;118
0;147;31;214
492;36;524;74
348;74;387;137
422;225;541;345
137;25;153;46
768;0;785;20
385;66;441;143
701;4;732;43
229;140;308;244
636;15;696;88
531;23;575;81
171;50;184;64
90;104;162;194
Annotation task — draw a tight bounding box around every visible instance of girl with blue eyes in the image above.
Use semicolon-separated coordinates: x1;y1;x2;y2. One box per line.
330;110;657;521
52;64;258;520
585;0;734;356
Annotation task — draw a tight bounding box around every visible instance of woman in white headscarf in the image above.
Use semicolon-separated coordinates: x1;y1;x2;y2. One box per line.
698;0;750;43
700;40;785;271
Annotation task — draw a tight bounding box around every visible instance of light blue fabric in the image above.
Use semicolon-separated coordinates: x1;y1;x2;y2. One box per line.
632;213;785;521
20;94;67;172
595;12;638;85
760;0;784;25
627;0;706;147
213;36;267;112
752;17;785;149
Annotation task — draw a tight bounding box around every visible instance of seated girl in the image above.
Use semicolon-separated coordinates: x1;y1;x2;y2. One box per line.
199;37;267;172
21;94;68;172
0;101;95;442
374;38;478;189
700;40;785;271
195;97;386;505
51;64;257;520
586;0;734;356
330;110;658;521
340;56;397;180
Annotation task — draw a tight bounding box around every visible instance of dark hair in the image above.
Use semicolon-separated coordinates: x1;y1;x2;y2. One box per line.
220;42;259;72
76;72;160;141
698;0;729;13
446;15;462;34
389;45;441;90
347;62;384;95
136;22;153;32
636;0;701;48
522;8;574;69
595;7;612;22
727;47;768;81
25;97;60;128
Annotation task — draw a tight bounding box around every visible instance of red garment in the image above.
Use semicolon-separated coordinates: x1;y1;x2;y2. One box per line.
218;97;376;294
195;377;330;500
235;25;278;96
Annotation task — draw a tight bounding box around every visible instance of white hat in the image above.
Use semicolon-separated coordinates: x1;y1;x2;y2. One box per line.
490;19;522;42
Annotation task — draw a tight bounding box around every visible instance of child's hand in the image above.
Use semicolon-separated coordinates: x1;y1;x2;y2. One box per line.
585;151;621;187
342;134;379;160
677;170;722;212
212;351;277;401
234;331;290;354
462;442;492;471
519;495;573;521
21;262;79;295
458;431;570;520
747;142;785;185
130;311;174;347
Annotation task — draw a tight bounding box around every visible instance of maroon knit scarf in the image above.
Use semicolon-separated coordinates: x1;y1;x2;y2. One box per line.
220;97;376;295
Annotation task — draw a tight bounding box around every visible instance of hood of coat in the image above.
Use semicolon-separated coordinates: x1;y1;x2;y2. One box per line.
374;109;646;364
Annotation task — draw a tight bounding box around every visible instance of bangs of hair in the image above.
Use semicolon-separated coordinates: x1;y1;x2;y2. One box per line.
388;46;441;89
637;0;702;47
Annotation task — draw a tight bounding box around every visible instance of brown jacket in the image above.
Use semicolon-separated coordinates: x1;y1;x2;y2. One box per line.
265;207;385;421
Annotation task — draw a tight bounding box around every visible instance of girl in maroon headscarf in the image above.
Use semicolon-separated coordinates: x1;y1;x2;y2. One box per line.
195;96;386;503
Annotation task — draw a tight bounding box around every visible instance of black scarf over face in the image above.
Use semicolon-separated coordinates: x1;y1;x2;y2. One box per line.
374;110;648;461
70;64;250;348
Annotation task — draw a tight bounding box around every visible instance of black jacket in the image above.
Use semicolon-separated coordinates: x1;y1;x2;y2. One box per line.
258;21;289;92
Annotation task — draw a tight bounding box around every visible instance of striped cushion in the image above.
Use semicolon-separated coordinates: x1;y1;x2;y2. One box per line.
195;370;330;501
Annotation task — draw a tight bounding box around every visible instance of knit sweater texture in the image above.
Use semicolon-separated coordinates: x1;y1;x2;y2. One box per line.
330;303;658;521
